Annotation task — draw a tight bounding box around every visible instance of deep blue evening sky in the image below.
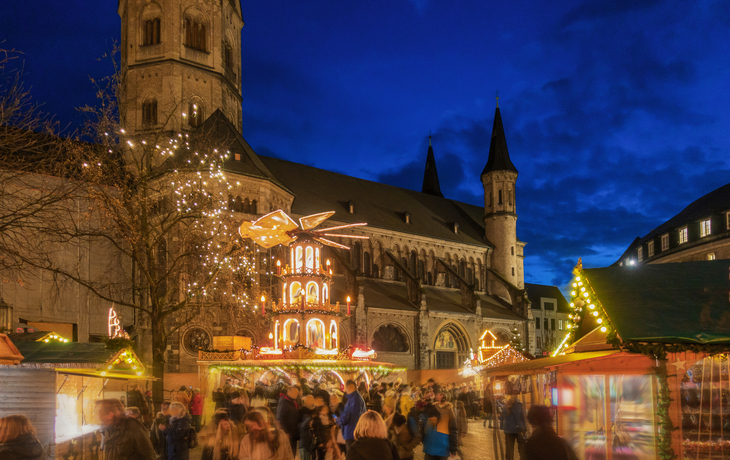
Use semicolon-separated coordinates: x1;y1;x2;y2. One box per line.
2;0;729;287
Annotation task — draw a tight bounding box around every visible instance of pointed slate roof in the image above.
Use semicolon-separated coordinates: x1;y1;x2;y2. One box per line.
481;107;518;175
421;137;444;198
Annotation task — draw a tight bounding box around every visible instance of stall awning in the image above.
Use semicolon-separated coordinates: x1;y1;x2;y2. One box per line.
484;350;620;376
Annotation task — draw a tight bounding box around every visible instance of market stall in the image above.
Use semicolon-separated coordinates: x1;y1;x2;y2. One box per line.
484;259;730;460
0;335;153;459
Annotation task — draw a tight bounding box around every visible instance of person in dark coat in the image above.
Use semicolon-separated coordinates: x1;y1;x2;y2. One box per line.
337;380;366;451
500;395;526;460
151;402;171;460
525;405;577;460
482;393;493;428
226;390;247;425
162;402;192;460
276;385;301;455
213;388;226;410
95;399;157;460
0;415;45;460
346;411;399;460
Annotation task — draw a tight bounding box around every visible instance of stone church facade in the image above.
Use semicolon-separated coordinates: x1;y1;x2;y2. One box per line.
1;0;569;375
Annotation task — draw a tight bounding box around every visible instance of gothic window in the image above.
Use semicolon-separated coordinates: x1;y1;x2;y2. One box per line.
371;324;409;353
418;260;425;281
242;198;250;214
188;101;204;128
184;18;207;51
234;196;243;212
143;18;161;46
224;42;233;69
142;98;157;125
250;199;257;215
182;327;211;354
352;242;362;272
363;252;371;277
410;250;417;276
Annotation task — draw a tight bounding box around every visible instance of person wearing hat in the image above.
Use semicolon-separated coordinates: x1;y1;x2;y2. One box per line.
420;385;457;460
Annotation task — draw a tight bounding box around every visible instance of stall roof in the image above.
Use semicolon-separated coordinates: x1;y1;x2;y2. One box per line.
13;342;116;364
582;260;730;344
484;350;620;376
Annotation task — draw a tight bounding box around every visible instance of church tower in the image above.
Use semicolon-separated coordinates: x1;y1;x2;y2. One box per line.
421;136;444;198
118;0;244;135
482;105;523;296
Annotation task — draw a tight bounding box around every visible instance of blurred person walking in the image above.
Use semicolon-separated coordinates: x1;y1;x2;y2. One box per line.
239;411;293;460
500;395;526;460
0;415;45;460
201;412;240;460
524;406;577;460
312;403;340;460
345;411;399;460
420;386;457;460
227;391;249;425
151;401;172;460
190;388;203;432
337;380;366;451
161;401;193;460
276;385;301;455
95;398;156;460
388;413;420;460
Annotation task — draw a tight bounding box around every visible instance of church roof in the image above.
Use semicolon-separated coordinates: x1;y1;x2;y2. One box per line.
194;110;292;193
421;138;444;198
259;156;491;247
481;107;518;175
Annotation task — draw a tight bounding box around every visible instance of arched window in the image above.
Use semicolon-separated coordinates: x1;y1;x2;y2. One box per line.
282;283;287;303
242;198;250;214
295;247;303;271
290;281;302;304
371;324;409;352
400;257;408;280
250;199;257;215
223;42;233;69
306;319;325;348
306;281;319;304
305;247;314;269
143;18;161;45
322;284;328;303
410;250;418;276
184;17;206;51
418;260;425;281
363;252;371;277
188;100;205;128
283;319;299;346
142;97;158;125
227;194;235;211
329;321;338;349
234;196;243;212
315;247;320;269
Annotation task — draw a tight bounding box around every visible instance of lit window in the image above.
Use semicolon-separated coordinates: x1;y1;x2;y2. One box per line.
661;234;669;251
679;227;688;244
558;319;563;330
637;247;643;262
647;241;654;257
700;218;711;237
707;253;716;260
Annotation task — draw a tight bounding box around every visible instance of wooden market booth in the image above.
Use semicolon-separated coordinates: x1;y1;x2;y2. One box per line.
0;332;153;460
484;260;730;460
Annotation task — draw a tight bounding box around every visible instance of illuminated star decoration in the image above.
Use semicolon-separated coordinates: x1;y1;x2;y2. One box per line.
238;210;368;249
671;359;686;371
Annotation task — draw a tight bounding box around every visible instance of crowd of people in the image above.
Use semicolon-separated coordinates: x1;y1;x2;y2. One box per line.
0;377;576;460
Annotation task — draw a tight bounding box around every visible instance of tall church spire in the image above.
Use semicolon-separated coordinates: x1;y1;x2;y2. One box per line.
481;106;517;176
421;135;444;198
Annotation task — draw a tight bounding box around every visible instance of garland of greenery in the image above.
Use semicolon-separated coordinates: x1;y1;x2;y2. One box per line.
655;362;677;460
104;337;136;350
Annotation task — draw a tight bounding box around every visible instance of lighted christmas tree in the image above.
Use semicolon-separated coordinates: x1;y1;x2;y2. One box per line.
509;324;524;351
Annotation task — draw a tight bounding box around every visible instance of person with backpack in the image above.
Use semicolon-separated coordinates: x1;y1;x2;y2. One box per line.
161;402;194;460
388;412;420;460
500;395;527;460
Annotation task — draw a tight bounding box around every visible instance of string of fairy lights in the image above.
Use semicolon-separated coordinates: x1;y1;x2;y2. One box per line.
552;268;615;356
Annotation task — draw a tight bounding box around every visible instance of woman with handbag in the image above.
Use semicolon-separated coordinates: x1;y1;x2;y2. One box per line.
500;395;526;460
